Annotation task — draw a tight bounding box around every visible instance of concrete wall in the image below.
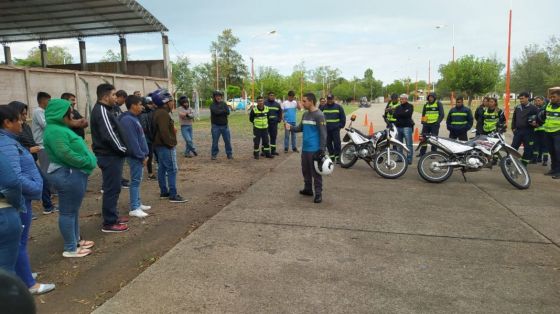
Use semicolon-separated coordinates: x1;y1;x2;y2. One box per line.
0;65;170;119
49;60;166;78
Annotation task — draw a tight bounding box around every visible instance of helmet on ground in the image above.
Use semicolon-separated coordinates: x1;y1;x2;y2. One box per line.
314;154;334;176
150;89;173;107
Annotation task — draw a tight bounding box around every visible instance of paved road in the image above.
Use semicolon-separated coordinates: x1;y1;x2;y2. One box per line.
95;103;560;314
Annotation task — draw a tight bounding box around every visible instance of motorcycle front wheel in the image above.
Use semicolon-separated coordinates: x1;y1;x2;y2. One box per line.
373;149;408;179
500;155;531;189
340;144;359;168
417;151;454;183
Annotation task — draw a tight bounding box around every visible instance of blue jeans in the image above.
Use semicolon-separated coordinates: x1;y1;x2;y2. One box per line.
397;127;413;164
48;167;88;252
284;122;297;151
211;124;233;157
39;169;54;210
0;207;22;273
16;200;35;288
154;146;178;197
128;158;144;210
180;125;196;155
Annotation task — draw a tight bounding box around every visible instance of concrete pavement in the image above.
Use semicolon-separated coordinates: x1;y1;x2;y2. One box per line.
95;103;560;314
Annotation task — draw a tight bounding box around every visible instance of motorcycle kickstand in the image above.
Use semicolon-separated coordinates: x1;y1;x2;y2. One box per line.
460;169;468;182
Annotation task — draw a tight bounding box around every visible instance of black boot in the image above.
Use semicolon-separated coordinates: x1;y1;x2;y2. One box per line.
272;149;279;156
313;194;322;203
254;152;259;159
265;153;274;159
299;189;313;196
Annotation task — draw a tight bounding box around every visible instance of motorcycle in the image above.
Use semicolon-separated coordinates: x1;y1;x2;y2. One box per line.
340;115;409;179
416;130;531;189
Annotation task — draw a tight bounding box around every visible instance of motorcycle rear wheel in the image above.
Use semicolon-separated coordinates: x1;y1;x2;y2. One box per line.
418;151;454;183
500;155;531;189
340;144;359;168
373;149;408;179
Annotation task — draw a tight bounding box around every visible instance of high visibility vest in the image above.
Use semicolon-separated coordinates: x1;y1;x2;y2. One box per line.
253;106;269;129
386;102;399;122
450;109;468;126
267;106;280;122
544;104;560;133
424;102;440;124
322;106;342;125
483;109;500;132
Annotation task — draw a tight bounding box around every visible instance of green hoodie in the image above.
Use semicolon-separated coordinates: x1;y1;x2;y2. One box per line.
44;99;97;175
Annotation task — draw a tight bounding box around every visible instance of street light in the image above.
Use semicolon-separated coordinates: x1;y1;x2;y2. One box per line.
249;30;277;107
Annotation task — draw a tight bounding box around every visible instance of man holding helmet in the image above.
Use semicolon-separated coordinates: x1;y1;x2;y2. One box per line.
511;91;538;166
286;92;329;203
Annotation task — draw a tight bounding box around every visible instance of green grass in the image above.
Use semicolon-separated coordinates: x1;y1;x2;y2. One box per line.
177;103;360;137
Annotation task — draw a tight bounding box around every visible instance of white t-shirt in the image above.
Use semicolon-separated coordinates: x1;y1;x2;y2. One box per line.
281;100;298;123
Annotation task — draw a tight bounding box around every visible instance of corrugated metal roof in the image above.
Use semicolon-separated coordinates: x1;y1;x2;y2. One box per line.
0;0;168;43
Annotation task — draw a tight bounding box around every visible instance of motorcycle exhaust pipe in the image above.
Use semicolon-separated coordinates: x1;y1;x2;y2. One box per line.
434;162;461;167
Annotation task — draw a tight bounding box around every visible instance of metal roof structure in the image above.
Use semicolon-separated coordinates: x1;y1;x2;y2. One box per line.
0;0;168;43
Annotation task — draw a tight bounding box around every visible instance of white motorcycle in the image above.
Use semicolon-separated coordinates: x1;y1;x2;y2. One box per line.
417;130;531;189
340;115;409;179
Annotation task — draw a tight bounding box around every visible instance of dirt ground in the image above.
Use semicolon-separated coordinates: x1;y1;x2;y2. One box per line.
29;122;295;313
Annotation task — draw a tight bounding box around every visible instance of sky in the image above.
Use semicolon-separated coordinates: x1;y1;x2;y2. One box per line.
4;0;559;84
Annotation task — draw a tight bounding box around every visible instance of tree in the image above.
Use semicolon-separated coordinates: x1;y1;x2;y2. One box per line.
385;80;407;97
255;67;287;97
192;63;214;101
545;36;560;88
226;85;242;98
362;68;383;99
511;45;552;96
439;55;503;106
210;29;248;88
171;56;194;95
14;46;73;66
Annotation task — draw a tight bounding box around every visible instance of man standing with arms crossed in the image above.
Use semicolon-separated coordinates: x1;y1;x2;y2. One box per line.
90;84;129;233
264;92;282;156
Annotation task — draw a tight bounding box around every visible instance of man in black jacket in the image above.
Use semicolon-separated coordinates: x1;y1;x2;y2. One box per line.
90;83;129;233
392;94;415;164
474;97;489;135
210;90;233;160
265;92;283;156
511;92;539;165
446;96;473;140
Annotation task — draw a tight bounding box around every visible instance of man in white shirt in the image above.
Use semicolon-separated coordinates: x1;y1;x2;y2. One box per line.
281;90;301;153
32;91;51;173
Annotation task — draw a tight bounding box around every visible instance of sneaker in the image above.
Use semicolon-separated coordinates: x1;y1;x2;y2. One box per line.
211;156;217;160
169;195;188;203
43;206;58;215
117;216;129;224
284;149;289;153
129;209;148;218
160;192;170;199
147;174;157;180
184;153;192;158
121;184;130;189
62;248;92;258
192;151;198;157
292;148;299;153
29;283;55;295
299;189;314;196
102;224;129;233
139;204;151;211
32;272;38;280
32;213;38;220
227;155;234;160
544;171;555;176
553;174;560;180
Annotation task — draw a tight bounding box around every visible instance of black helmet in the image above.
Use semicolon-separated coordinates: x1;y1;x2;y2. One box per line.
390;93;399;100
212;90;224;98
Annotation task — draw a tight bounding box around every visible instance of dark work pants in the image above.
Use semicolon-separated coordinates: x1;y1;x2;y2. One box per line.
449;130;468;141
326;128;341;159
146;141;155;174
97;155;124;226
545;132;560;174
511;128;535;164
419;124;440;155
39;169;53;210
268;123;278;153
533;131;549;162
254;128;270;154
301;152;322;195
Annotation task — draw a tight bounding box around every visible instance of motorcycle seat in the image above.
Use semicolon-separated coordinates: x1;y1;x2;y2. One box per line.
353;128;372;139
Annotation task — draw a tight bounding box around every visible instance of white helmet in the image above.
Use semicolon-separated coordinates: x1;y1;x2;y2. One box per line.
314;155;334;176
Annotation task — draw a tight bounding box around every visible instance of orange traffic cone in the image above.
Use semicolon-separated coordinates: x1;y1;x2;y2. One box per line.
413;127;420;143
368;122;375;136
363;114;369;126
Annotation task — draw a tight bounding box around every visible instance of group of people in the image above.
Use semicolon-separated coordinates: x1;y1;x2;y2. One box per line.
0;84;192;296
382;89;560;179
